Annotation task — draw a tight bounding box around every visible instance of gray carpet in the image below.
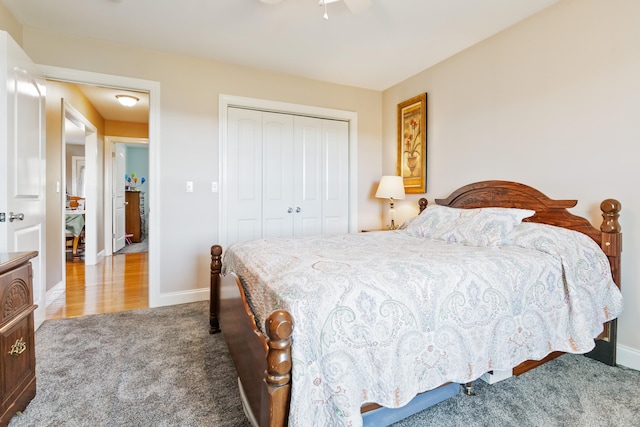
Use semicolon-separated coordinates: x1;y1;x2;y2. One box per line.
392;355;640;427
115;238;148;255
9;301;248;427
9;302;640;426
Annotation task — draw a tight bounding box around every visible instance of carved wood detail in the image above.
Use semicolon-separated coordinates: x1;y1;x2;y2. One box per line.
3;280;29;321
261;310;293;427
418;197;428;213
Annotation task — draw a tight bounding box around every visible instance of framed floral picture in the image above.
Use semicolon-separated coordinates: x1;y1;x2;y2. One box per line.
397;93;427;193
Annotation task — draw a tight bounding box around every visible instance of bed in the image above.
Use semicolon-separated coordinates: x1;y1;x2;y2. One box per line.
209;180;623;427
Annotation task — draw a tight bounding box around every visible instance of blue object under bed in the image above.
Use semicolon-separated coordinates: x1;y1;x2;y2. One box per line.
362;382;461;427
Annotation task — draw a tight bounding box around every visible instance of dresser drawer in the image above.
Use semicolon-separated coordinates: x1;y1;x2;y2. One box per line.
0;307;36;413
0;252;37;427
0;262;33;326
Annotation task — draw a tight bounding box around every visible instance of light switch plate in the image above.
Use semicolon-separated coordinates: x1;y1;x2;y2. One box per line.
212;182;218;193
186;181;193;193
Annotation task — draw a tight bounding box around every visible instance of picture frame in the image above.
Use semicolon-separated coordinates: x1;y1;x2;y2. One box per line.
397;93;427;193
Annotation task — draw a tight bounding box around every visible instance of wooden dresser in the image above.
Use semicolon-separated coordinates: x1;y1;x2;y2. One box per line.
125;191;146;243
0;251;37;427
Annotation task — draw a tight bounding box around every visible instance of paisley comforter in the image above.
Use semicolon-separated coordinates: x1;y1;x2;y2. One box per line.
223;223;623;427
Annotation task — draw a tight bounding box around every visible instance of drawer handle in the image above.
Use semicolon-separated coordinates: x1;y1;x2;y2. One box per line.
9;337;26;356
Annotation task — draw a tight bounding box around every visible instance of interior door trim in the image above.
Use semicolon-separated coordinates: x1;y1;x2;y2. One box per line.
38;65;162;307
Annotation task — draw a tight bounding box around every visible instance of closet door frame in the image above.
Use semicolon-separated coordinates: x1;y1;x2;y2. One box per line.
218;94;358;250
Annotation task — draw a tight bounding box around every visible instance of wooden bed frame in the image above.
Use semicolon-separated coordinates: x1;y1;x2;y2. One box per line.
209;180;622;427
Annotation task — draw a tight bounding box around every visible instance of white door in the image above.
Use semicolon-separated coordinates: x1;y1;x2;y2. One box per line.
0;32;47;329
227;107;263;243
320;119;350;235
112;144;126;252
263;112;294;238
293;117;349;236
293;116;323;236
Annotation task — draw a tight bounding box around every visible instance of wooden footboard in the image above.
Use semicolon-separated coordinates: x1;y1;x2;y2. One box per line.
210;245;292;426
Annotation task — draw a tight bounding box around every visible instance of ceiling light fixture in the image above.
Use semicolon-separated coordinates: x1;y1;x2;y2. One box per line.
115;94;139;107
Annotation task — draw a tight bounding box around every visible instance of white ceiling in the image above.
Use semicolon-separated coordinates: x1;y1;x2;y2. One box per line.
77;85;149;124
4;0;559;119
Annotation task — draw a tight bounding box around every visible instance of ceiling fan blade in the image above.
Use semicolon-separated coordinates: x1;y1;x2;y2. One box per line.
343;0;372;14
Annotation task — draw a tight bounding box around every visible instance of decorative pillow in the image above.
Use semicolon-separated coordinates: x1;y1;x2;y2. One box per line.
404;205;535;246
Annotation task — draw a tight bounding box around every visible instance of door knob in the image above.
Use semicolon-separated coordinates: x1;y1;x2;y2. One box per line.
287;207;293;213
296;207;301;213
9;212;24;222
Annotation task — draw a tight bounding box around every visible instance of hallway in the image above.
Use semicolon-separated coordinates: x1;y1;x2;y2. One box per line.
46;252;148;320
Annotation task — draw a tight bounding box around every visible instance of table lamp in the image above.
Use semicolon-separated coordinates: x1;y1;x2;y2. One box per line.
375;175;406;229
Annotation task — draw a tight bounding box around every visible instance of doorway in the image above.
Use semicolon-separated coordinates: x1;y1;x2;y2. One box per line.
105;137;150;257
42;64;160;309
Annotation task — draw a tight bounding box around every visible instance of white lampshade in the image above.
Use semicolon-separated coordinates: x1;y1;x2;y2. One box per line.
375;176;405;200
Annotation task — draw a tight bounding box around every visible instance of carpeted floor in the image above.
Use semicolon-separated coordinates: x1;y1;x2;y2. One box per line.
9;301;640;426
9;301;247;427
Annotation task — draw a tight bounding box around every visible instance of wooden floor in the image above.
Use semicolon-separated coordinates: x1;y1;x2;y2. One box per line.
46;252;149;320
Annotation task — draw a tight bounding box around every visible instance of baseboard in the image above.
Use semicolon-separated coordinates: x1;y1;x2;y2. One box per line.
153;288;209;307
617;345;640;371
46;281;65;306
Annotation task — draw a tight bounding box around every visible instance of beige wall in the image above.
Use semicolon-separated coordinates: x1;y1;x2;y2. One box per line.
0;3;21;45
106;120;148;138
20;28;383;298
383;0;640;357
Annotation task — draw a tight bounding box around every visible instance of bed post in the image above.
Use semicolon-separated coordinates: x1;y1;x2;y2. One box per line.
210;245;222;334
600;199;622;287
419;197;428;213
586;199;621;365
261;310;293;427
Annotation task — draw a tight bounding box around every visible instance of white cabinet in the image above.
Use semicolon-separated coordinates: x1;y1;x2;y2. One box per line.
226;107;349;244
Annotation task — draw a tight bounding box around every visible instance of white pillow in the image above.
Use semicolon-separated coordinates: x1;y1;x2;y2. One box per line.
404;205;535;246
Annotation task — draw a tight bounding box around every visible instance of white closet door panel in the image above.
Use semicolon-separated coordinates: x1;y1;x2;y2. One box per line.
227;108;263;243
322;119;349;235
237;219;261;242
263;112;294;237
293;116;323;236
